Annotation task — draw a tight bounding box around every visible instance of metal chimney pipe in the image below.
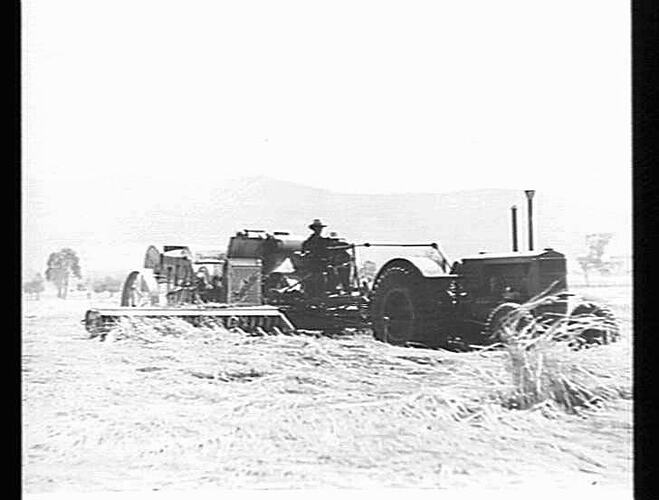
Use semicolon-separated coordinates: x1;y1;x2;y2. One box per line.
511;205;519;252
524;190;535;251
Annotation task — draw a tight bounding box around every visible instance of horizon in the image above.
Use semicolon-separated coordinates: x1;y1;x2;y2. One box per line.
23;175;631;280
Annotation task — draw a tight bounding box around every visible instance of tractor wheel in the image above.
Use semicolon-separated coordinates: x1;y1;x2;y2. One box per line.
120;270;159;307
482;302;533;344
370;264;440;346
570;301;619;347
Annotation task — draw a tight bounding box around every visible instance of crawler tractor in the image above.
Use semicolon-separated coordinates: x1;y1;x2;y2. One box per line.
84;193;618;349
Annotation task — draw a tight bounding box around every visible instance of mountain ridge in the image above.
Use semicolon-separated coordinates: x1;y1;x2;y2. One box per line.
23;175;631;278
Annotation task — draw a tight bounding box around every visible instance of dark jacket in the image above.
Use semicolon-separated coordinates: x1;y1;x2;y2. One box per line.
302;233;329;267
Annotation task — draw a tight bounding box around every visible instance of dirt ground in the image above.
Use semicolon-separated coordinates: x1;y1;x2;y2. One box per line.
22;285;633;494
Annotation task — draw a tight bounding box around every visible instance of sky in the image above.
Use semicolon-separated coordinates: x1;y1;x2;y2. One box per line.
22;1;631;278
23;0;630;195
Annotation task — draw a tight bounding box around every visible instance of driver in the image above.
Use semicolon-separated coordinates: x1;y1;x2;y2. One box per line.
302;219;329;262
302;219;329;296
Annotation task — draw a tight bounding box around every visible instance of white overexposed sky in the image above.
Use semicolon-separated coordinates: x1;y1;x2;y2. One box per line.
23;0;630;195
22;0;632;277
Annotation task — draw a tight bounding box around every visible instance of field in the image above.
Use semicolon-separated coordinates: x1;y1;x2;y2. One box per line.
22;285;632;494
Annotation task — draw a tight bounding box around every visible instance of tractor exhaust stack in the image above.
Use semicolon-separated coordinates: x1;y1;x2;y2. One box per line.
524;190;535;251
511;205;519;252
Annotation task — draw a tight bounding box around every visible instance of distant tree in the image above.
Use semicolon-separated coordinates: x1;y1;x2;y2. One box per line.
23;273;45;300
93;276;123;297
578;233;615;282
585;233;613;263
45;248;82;299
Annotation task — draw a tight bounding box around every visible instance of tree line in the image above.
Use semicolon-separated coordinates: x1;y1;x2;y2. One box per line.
23;248;123;300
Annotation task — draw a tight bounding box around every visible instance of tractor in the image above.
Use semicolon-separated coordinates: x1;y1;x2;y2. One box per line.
84;196;618;349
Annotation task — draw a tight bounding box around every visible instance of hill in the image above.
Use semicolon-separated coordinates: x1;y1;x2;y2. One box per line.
23;175;631;277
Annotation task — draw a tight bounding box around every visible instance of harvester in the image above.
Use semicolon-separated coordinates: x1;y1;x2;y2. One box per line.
84;192;618;349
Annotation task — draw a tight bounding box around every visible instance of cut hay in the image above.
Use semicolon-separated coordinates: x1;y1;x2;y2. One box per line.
488;292;628;413
23;291;632;491
102;311;629;419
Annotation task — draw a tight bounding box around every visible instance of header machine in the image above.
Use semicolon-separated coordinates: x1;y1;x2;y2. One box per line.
84;192;618;349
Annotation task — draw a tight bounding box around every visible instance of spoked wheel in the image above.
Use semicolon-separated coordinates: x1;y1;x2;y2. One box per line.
120;270;159;307
482;302;534;344
570;301;619;347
